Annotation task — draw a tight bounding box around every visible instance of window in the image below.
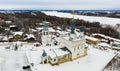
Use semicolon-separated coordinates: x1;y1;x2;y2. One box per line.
43;32;45;35
54;59;56;61
46;44;49;46
46;32;48;35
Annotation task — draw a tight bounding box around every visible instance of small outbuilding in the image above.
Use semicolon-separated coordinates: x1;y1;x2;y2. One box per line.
85;36;99;45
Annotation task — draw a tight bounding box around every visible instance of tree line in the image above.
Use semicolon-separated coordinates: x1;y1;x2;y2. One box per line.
0;12;119;39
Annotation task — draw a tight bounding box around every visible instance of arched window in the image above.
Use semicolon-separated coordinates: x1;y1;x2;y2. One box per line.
43;32;45;35
46;32;48;35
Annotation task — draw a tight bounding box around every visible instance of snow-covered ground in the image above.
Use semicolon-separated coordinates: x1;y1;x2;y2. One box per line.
0;43;30;71
42;11;120;26
0;42;117;71
28;45;115;71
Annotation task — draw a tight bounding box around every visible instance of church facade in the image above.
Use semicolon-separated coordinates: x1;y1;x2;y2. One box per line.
40;17;87;65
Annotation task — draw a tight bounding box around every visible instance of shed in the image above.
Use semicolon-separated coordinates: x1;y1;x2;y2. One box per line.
85;36;99;45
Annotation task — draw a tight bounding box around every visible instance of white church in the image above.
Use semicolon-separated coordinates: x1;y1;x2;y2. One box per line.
39;17;88;65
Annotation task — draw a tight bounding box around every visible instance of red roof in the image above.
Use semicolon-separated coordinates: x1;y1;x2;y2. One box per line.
0;17;5;21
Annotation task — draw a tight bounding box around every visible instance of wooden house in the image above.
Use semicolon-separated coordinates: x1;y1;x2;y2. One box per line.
9;32;23;42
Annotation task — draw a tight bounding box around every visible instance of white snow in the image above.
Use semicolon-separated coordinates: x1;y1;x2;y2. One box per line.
5;21;12;24
42;11;120;26
36;27;43;31
57;27;61;30
49;27;56;32
26;50;43;65
30;29;37;32
92;33;120;42
0;57;3;64
13;31;23;36
24;34;35;40
45;48;69;58
85;36;99;41
37;27;55;32
44;49;56;58
2;36;9;41
43;46;61;58
32;47;115;71
56;30;62;34
9;25;16;27
0;47;29;71
0;41;116;71
98;43;111;48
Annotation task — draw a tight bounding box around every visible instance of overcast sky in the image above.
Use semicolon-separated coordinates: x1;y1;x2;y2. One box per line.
0;0;119;10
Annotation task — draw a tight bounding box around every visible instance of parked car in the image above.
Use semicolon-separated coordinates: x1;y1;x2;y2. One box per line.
23;65;30;69
5;46;10;49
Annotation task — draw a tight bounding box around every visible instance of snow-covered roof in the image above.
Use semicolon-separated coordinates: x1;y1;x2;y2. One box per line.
56;30;62;34
43;21;49;24
36;23;43;25
85;36;99;41
67;29;71;32
44;49;56;58
2;36;9;41
5;21;12;24
74;31;80;37
44;47;70;58
36;27;43;31
92;33;120;42
0;36;2;39
8;35;13;39
13;31;23;36
53;48;70;57
31;12;37;16
30;29;37;32
62;35;83;41
48;27;56;32
57;27;61;30
9;25;16;27
24;34;35;40
113;41;120;45
98;42;111;48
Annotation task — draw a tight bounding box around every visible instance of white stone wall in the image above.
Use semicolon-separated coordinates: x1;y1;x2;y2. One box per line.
60;37;86;59
41;31;54;46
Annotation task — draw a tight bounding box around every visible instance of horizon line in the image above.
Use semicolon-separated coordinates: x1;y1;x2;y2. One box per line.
0;9;120;11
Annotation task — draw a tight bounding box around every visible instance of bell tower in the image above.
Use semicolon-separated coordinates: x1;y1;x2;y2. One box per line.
69;10;76;40
41;17;52;46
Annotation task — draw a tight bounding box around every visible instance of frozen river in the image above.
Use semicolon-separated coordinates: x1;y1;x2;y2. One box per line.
43;11;120;26
0;50;30;71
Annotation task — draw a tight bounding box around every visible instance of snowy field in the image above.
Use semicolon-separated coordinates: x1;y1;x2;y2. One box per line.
43;11;120;26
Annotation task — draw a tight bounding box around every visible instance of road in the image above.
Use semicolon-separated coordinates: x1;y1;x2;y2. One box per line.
0;50;31;71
